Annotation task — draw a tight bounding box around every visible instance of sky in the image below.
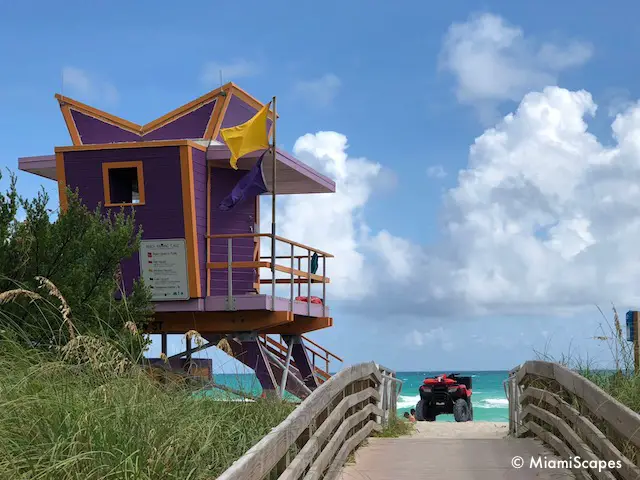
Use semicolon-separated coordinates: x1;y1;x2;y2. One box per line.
2;0;640;372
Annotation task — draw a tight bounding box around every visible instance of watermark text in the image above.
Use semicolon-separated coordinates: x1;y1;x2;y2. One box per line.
511;455;621;473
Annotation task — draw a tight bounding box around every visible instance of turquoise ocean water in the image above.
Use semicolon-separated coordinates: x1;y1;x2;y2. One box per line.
210;370;509;421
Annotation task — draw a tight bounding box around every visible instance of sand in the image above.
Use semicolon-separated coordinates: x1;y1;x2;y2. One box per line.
407;421;509;439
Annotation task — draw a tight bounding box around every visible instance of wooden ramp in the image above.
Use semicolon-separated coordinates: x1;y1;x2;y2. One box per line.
339;423;574;480
217;361;640;479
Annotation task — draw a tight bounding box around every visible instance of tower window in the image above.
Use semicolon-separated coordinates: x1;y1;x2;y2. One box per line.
102;161;145;207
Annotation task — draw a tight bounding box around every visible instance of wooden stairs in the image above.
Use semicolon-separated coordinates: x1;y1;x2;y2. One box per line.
258;334;342;398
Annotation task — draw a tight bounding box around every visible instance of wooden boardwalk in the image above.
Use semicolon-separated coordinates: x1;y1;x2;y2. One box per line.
339;423;574;479
216;362;640;479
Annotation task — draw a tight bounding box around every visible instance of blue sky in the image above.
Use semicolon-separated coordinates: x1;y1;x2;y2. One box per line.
3;0;640;372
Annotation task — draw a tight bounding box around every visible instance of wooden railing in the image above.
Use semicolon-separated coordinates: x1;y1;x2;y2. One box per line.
217;362;402;480
376;364;401;425
258;334;343;384
507;360;640;480
206;233;332;315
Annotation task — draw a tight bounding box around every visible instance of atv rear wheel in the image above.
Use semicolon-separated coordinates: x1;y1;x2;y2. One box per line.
453;398;471;422
415;400;425;421
469;401;474;421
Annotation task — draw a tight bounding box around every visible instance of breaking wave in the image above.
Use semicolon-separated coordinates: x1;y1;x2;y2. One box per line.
397;395;507;410
397;395;420;409
475;398;508;408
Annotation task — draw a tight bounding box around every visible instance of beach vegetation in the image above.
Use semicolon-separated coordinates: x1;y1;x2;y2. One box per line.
0;174;296;479
374;414;415;438
536;304;640;413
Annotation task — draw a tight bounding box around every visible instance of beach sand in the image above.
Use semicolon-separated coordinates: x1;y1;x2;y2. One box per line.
408;421;509;439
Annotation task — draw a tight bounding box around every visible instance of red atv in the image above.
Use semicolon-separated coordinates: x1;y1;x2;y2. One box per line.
415;373;473;422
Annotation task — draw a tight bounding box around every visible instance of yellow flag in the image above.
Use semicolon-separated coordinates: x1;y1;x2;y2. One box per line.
220;101;271;169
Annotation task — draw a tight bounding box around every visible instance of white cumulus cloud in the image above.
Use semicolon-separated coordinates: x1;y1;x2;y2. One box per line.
439;13;592;121
275;87;640;319
261;131;380;299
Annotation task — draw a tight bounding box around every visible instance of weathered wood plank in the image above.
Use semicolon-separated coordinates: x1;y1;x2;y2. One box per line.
523;404;616;480
552;364;640;451
217;362;381;480
319;420;381;480
303;403;381;480
516;361;640;451
279;388;381;480
526;420;592;480
522;387;640;480
544;362;640;451
516;360;554;385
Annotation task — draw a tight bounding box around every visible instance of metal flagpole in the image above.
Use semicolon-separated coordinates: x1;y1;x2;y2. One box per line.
271;97;277;310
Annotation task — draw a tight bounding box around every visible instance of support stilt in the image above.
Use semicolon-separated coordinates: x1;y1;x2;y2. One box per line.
229;333;278;397
280;340;294;399
185;336;192;374
161;333;168;356
286;335;320;390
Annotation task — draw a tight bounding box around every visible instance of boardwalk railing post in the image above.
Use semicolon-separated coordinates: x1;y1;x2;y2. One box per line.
509;376;520;437
376;364;384;425
505;376;513;435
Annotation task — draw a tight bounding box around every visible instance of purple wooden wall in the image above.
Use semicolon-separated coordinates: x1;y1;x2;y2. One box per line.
70;99;217;144
62;146;184;294
191;148;208;297
209;167;257;296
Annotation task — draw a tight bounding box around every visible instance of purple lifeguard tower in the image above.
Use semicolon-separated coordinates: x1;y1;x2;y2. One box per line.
18;82;342;399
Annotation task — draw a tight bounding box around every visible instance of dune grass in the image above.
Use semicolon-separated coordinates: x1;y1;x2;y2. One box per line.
0;184;300;479
537;304;640;413
579;306;640;413
0;277;295;480
0;331;294;480
373;414;415;438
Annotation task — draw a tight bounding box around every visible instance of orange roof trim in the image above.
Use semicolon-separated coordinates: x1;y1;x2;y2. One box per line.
54;83;278;146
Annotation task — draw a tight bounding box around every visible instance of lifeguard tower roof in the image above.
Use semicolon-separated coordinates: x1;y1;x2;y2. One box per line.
19;82;335;195
17;82;342;399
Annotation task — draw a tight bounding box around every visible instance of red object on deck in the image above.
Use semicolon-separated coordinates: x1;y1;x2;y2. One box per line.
295;296;323;304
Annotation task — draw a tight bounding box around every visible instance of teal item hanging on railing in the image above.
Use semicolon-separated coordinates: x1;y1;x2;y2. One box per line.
310;252;319;275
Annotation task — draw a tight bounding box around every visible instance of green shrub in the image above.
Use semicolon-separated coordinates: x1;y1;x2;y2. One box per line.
0;171;152;351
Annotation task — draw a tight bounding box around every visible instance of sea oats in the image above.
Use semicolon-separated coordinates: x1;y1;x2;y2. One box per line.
124;321;138;335
0;288;43;304
217;338;233;356
185;329;205;348
35;276;75;339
